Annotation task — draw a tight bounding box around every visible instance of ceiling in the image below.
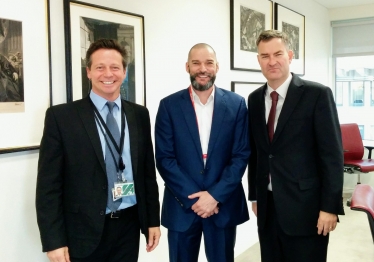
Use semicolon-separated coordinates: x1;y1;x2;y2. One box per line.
313;0;374;8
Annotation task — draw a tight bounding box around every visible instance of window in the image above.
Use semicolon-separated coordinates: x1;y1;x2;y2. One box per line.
334;56;374;140
358;125;365;138
350;82;364;106
332;18;374;140
335;82;343;106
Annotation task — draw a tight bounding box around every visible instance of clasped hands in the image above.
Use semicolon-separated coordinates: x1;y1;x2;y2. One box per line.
188;191;219;218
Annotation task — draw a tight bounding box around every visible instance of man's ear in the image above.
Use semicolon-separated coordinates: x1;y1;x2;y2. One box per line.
288;50;294;64
86;67;91;79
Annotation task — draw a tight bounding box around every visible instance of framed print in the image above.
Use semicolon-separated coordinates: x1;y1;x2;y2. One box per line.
275;3;305;75
230;0;273;71
0;0;51;153
64;0;146;105
231;81;264;102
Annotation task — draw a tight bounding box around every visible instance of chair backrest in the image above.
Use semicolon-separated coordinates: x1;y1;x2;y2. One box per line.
341;123;364;161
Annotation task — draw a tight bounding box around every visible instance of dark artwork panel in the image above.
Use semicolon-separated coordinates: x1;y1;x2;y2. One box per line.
80;17;135;102
282;21;299;59
240;6;265;52
0;18;24;102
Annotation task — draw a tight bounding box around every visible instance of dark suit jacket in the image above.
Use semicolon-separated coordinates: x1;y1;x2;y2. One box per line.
36;96;160;258
155;87;250;232
248;74;344;236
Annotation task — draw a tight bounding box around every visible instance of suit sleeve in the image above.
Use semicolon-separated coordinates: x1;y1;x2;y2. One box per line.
155;99;201;210
35;107;67;252
142;108;161;227
314;87;344;215
247;96;258;201
206;97;251;204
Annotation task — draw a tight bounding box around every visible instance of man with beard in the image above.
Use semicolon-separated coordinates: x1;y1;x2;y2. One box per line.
155;43;250;262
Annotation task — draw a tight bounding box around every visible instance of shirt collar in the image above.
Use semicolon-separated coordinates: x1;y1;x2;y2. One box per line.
90;91;121;111
191;85;215;104
266;73;292;99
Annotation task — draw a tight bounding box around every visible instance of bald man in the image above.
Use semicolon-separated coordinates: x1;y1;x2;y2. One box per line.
155;43;250;262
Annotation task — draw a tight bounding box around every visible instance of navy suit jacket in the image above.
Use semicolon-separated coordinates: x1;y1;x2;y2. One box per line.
248;74;344;236
155;86;250;232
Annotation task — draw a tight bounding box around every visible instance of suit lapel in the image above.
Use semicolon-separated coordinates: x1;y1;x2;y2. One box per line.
272;75;304;143
180;88;203;160
207;87;226;158
257;85;269;144
122;101;139;177
77;97;106;172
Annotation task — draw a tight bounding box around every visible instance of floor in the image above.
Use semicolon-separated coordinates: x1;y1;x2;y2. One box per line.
235;199;374;262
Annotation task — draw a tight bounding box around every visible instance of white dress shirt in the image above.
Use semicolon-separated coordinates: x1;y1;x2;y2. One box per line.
190;86;215;165
265;73;292;190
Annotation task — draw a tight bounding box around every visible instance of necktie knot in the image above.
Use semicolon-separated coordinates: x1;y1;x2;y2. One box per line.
107;101;116;113
270;91;279;102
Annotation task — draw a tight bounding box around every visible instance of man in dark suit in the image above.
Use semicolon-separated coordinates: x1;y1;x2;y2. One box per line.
247;30;344;262
155;43;250;262
36;39;160;262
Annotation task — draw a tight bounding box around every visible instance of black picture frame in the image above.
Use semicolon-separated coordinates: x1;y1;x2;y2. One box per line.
230;0;273;71
63;0;146;105
231;81;265;101
274;3;305;75
0;0;52;154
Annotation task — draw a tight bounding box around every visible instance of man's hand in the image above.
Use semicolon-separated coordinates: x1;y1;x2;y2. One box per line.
252;202;258;217
188;191;219;218
47;247;70;262
146;227;161;252
317;211;338;236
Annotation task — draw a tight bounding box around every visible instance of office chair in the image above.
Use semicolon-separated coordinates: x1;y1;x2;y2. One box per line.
350;184;374;243
341;123;374;206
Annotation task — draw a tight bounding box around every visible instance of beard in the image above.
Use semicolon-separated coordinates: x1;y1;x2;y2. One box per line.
190;73;216;92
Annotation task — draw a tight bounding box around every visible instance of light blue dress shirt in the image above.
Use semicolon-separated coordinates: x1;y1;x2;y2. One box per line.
90;91;137;213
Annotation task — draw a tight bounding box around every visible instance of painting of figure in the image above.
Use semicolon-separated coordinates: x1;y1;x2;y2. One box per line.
240;6;265;52
0;18;24;104
282;21;300;59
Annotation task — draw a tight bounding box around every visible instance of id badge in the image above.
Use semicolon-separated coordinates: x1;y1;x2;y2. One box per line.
113;181;135;198
112;186;123;201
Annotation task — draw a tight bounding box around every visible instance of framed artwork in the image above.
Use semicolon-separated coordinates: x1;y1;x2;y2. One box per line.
0;0;51;153
230;0;273;71
275;3;305;75
64;0;146;105
231;81;264;102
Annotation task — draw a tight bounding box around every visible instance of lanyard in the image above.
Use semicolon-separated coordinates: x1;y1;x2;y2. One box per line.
89;98;126;173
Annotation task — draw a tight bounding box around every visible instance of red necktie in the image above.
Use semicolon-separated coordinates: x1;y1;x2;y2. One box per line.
267;91;279;142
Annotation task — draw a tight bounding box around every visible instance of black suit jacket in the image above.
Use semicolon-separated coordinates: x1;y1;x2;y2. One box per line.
36;96;160;258
248;74;344;236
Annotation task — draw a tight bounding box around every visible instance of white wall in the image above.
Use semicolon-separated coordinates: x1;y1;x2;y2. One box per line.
1;0;333;261
329;3;374;21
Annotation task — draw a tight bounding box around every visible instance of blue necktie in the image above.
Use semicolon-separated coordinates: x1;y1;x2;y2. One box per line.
105;101;122;212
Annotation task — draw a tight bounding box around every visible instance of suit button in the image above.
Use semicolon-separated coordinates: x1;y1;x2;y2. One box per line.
269;154;274;158
100;210;105;215
200;170;204;174
102;185;107;190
